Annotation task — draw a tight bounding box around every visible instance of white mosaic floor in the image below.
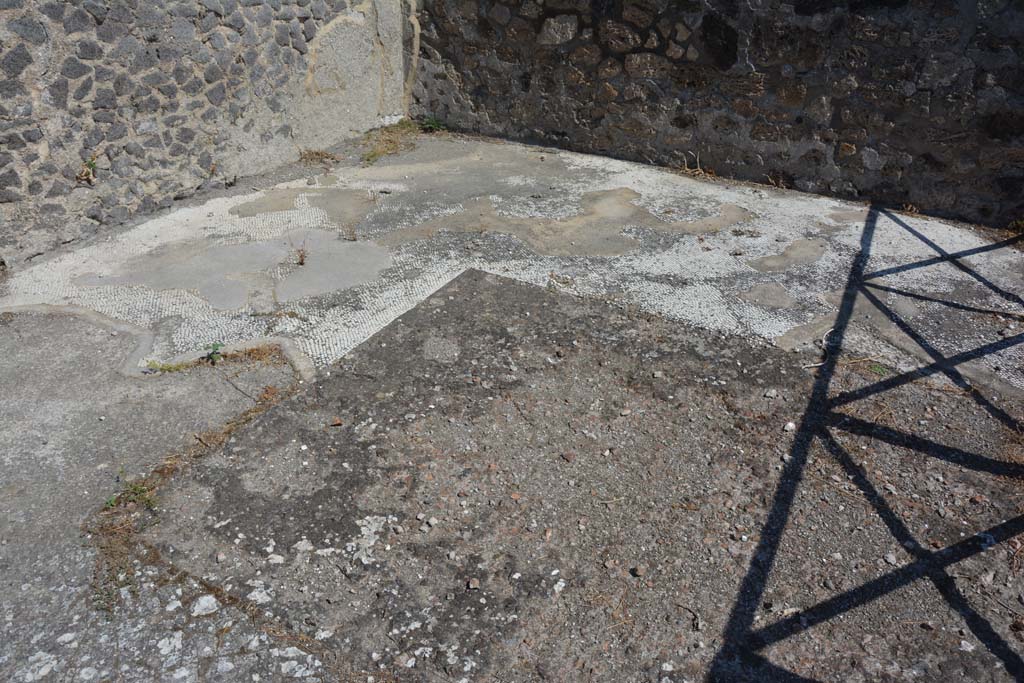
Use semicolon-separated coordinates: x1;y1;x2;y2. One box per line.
2;138;1021;390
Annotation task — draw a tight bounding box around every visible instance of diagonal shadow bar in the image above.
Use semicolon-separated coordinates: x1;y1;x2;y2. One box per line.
861;233;1024;282
711;209;1024;682
723;652;823;683
749;430;1024;678
826;413;1024;479
931;569;1024;680
857;285;1022;433
749;512;1024;651
877;210;1024;309
830;332;1024;408
707;208;881;681
862;282;1024;321
819;429;927;552
821;430;1024;676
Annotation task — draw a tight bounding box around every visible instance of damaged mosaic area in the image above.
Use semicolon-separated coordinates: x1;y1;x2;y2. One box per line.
1;137;1021;389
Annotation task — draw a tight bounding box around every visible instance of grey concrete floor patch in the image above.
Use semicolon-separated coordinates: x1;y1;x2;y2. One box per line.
76;229;392;311
739;282;798;309
274;235;393;304
78;238;289;311
0;312;298;682
747;238;828;272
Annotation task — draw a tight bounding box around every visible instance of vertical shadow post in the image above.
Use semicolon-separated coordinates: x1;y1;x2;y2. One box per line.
707;207;879;680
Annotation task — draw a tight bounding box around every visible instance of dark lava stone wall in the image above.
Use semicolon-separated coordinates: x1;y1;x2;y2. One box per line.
0;0;394;268
412;0;1024;227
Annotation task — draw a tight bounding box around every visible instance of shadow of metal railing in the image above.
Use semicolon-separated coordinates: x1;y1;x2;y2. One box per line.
708;207;1024;682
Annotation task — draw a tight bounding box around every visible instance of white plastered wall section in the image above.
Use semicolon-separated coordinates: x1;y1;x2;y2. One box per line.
216;0;412;180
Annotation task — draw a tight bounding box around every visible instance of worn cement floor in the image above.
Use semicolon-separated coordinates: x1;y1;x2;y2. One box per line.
0;133;1022;682
0;312;299;682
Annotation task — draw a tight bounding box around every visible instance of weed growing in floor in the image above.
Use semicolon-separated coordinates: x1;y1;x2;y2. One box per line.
361;119;424;165
146;359;196;373
419;115;446;133
145;343;286;374
204;342;225;365
105;469;156;510
869;363;889;376
288;233;309;266
299;149;340;168
674;150;716;179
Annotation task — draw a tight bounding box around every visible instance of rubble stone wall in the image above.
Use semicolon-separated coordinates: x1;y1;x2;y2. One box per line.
412;0;1024;228
0;0;410;267
3;1;1021;268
